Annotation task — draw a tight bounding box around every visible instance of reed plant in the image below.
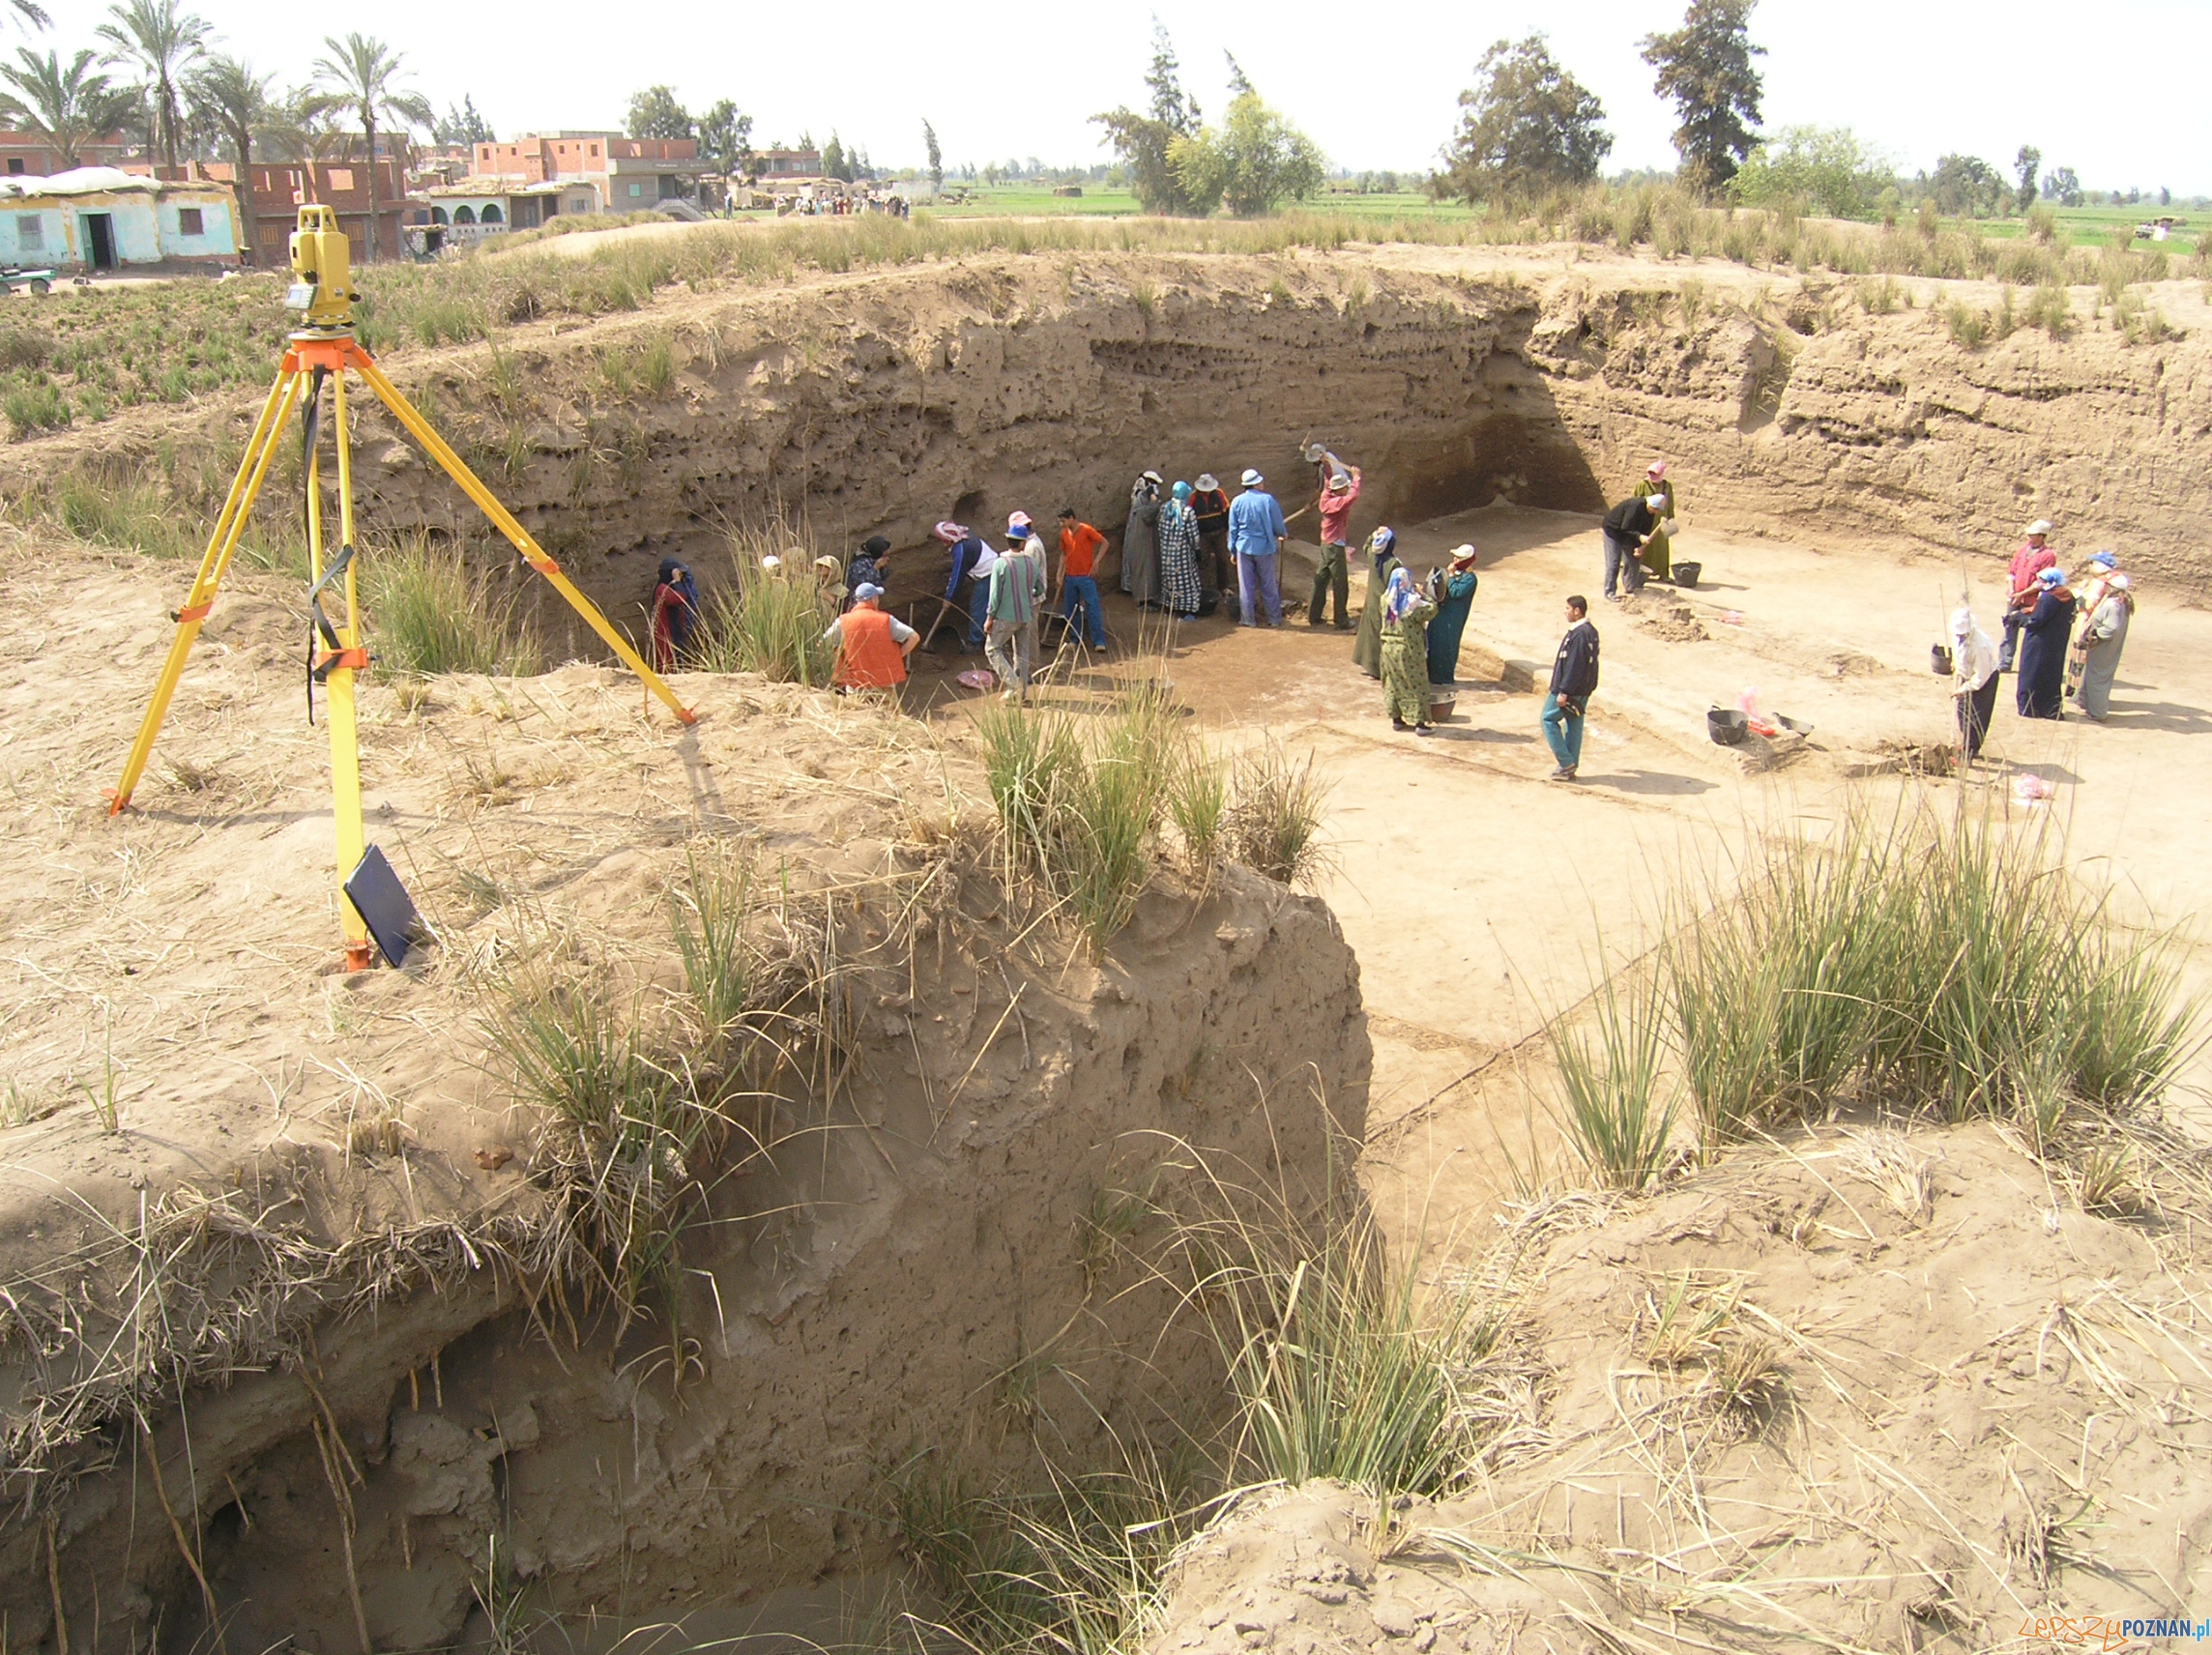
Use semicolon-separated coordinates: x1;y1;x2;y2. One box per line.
689;519;834;683
1551;965;1680;1190
363;534;542;678
1658;804;2198;1152
1223;741;1333;888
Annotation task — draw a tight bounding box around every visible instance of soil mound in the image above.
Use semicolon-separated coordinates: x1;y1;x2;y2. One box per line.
1149;1120;2212;1654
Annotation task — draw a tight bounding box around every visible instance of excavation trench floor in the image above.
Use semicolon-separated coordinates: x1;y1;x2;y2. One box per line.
907;504;2212;1234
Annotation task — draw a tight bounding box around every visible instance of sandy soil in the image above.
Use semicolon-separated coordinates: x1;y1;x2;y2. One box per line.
893;504;2212;1238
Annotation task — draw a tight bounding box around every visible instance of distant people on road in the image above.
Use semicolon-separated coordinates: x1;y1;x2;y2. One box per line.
2066;550;2120;702
1055;507;1109;651
1542;595;1600;782
650;558;699;672
1307;450;1360;630
1353;527;1403;679
2014;566;2076;720
985;516;1048;703
1427;545;1478;685
1947;605;2001;765
2074;574;2134;722
1228;468;1288;627
1634;462;1677;583
1158;481;1204;620
824;583;917;692
1999;520;2056;671
1191;474;1233;600
1600;490;1667;601
1380;567;1437;735
845;535;892;611
1121;472;1163;610
936;521;991;652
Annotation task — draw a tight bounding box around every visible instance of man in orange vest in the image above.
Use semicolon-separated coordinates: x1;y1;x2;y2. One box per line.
823;582;918;693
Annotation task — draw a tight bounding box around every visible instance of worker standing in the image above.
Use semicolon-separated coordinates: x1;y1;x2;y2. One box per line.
1228;469;1288;628
1191;474;1233;603
1306;450;1360;630
1633;462;1676;583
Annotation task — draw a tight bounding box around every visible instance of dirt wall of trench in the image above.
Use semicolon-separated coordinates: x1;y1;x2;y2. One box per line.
25;247;2210;653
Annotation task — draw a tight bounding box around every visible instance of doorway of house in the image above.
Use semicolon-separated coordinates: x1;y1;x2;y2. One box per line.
80;213;117;270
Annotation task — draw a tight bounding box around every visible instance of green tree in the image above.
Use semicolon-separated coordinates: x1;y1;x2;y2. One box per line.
0;46;129;168
1927;155;2007;218
1438;36;1612;204
309;34;432;261
8;0;50;34
697;98;752;176
187;53;277;253
2013;145;2040;216
821;130;849;182
433;94;492;146
1168;84;1324;217
2043;165;2081;208
1092;19;1207;216
1640;0;1764;194
626;84;692;140
1730;125;1892;218
922;117;942;194
96;0;207;169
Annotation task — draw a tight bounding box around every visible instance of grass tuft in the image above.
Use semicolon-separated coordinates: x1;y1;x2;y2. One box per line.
1552;966;1679;1191
689;518;835;682
1223;741;1333;888
364;535;542;679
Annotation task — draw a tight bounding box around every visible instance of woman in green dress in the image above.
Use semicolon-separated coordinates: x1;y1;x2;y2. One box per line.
1353;526;1402;679
1380;567;1437;734
1426;543;1478;684
1634;462;1677;582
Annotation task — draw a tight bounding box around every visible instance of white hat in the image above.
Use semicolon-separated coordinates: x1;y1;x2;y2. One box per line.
760;554;782;570
2026;519;2054;537
1196;473;1219;491
1241;468;1263;487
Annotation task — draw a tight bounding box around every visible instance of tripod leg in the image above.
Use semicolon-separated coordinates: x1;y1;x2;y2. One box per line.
109;366;304;813
327;371;372;970
350;352;696;725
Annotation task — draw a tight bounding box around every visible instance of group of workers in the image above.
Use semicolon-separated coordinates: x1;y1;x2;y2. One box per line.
649;461;2144;775
1945;517;2139;762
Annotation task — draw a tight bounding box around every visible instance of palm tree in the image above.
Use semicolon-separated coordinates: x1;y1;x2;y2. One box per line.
0;47;127;170
187;53;275;259
8;0;53;36
309;34;431;263
95;0;206;170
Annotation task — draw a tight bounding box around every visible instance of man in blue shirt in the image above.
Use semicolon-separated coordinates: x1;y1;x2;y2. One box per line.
1227;468;1288;627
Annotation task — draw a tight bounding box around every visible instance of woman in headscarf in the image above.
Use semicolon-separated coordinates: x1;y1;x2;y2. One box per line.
1157;481;1204;620
844;534;891;611
2076;574;2134;722
1426;544;1478;685
1634;462;1677;582
2066;550;2119;703
2015;566;2076;720
650;557;699;671
1948;605;2001;765
1120;472;1163;609
1352;526;1402;680
1379;567;1437;734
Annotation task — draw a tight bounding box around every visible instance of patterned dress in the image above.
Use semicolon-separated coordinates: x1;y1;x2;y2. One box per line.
1353;554;1403;679
1156;502;1203;617
1382;594;1437;725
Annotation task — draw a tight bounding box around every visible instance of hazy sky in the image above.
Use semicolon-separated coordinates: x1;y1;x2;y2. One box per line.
42;0;2212;194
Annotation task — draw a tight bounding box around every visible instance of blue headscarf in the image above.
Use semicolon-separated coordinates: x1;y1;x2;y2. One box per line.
1368;526;1397;578
657;557;700;648
1383;566;1418;625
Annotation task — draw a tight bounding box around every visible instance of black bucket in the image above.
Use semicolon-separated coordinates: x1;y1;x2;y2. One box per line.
1931;644;1953;675
1673;562;1702;589
1707;707;1750;746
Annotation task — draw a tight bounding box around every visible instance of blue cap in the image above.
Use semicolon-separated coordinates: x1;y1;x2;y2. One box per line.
854;582;885;601
1006;525;1029;541
2037;567;2064;586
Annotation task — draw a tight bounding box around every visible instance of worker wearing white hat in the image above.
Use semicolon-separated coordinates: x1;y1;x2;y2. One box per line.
1227;469;1289;626
2000;519;2057;672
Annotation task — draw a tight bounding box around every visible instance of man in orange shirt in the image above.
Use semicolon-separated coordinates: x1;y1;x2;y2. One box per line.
822;583;918;693
1056;506;1109;651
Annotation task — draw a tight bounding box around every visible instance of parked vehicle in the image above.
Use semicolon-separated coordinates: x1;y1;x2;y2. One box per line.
0;266;55;296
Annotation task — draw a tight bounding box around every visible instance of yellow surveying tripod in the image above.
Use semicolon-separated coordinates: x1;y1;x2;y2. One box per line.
109;206;696;970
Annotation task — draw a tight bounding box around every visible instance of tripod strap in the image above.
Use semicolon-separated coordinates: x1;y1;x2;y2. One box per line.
305;540;359;722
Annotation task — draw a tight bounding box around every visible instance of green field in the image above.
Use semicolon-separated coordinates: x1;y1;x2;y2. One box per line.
918;186;1478;221
1974;201;2206;247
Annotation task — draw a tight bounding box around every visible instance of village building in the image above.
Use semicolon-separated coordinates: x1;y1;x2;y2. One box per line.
469;133;706;209
1;130;133;178
752;148;822;180
0;167;239;270
126;156;410;264
407;177;599;251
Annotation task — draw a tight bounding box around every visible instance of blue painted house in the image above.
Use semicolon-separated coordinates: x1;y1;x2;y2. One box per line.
0;167;240;271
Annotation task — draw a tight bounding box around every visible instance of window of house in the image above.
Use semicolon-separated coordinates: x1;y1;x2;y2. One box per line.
16;215;42;248
453;205;476;224
330;168;354;191
6;159;22;175
628;182;642;197
480;203;503;223
591;145;599;158
177;207;204;236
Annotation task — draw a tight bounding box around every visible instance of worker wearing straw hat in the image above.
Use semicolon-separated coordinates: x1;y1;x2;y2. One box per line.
2000;520;2056;672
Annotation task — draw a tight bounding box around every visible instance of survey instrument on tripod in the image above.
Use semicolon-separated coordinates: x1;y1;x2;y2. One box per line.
107;205;696;970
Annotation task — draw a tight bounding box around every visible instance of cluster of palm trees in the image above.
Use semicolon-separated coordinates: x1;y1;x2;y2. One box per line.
1;0;435;258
